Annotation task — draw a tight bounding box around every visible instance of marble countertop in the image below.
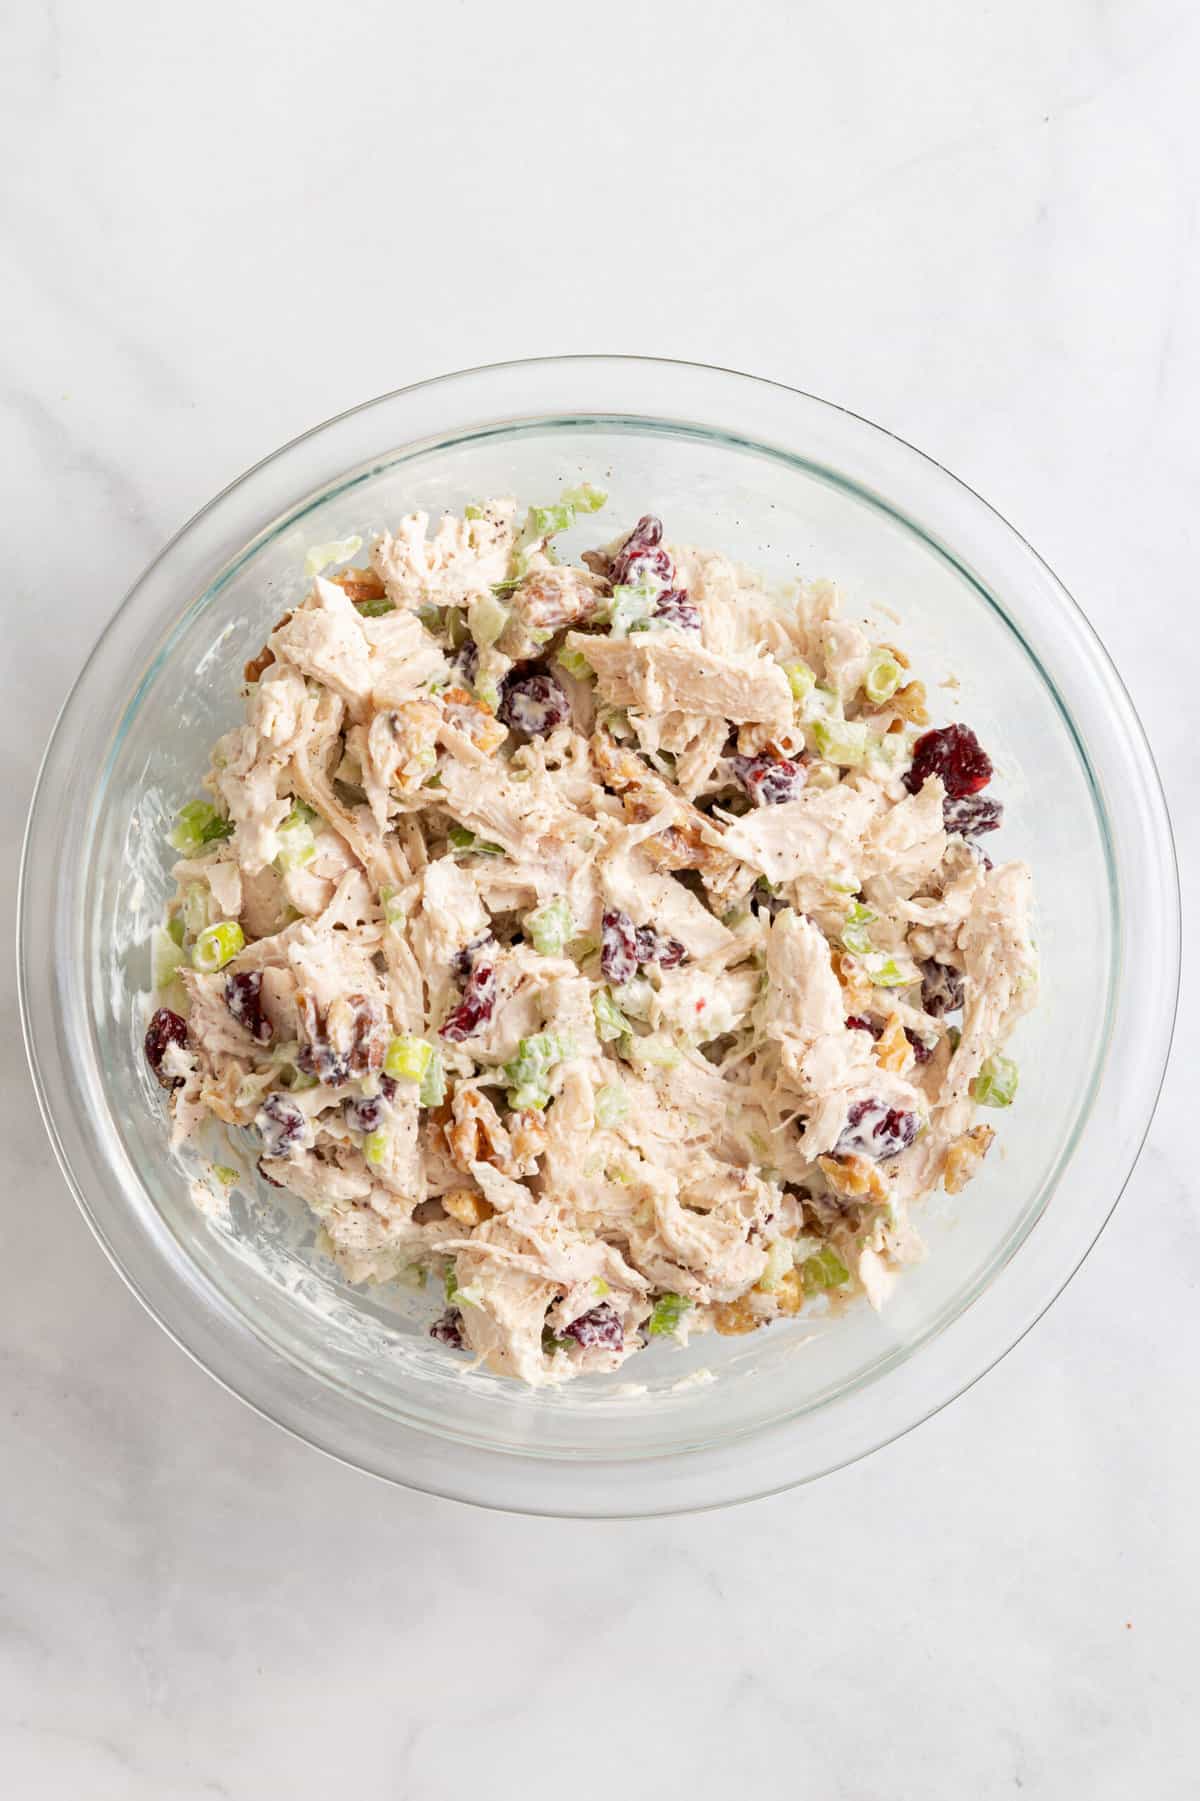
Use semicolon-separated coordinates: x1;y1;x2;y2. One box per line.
3;1;1196;1794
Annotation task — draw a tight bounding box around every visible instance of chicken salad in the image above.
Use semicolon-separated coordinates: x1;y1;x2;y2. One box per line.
145;491;1037;1386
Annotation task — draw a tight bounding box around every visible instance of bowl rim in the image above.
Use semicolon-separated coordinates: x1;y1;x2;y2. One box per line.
18;354;1181;1515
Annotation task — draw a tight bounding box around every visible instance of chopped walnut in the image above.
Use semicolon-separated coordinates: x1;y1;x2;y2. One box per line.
892;680;930;726
712;1294;762;1336
773;1269;805;1316
243;610;293;685
943;1124;995;1195
874;1011;912;1074
818;1152;889;1204
442;1188;495;1227
441;685;508;755
329;567;387;605
446;1085;513;1173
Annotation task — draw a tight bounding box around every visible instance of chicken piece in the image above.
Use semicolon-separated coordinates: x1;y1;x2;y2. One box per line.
499;565;605;660
720;782;882;891
572;634;792;731
942;863;1038;1104
370;502;517;608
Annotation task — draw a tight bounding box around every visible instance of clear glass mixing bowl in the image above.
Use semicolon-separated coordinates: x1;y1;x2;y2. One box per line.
18;357;1179;1515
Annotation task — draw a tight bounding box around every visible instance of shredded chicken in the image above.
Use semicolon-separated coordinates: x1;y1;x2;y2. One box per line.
147;494;1037;1386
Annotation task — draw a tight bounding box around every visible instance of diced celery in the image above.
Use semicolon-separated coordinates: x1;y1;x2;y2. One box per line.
379;884;406;927
304;535;363;579
556;644;593;680
812;718;870;766
782;657;816;701
647;1292;691;1337
560;483;607;514
363;1130;389;1167
191;921;245;973
502;1032;569;1100
212;1165;240;1186
419;1049;446;1108
275;802;318;872
971;1053;1019;1108
868;730;909;769
448;826;504;857
592;989;630;1043
152;926;186;991
802;1245;851;1293
525;894;573;957
385;1035;434;1082
627;1032;682;1073
861;952;909;988
757;1238;796;1292
469;591;509;648
594;1083;628;1128
166;914;186;947
840;899;875;957
355;597;394;618
395;1262;427;1289
444;1267;459;1303
168;799;233;855
604;582;657;637
591;1277;610;1297
464;504;486;521
863;651;903;705
530;503;576;537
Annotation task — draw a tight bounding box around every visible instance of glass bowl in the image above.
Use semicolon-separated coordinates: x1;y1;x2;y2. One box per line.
18;357;1179;1516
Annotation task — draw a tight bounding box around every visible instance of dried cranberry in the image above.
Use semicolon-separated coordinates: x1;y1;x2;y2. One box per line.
730;752;807;807
601;909;640;985
497;667;570;737
845;1015;883;1040
451;931;493;983
562;1302;624;1350
609;514;673;588
943;794;1003;838
430;1309;464;1348
905;1029;933;1064
920;960;964;1017
256;1091;310;1160
379;1074;398;1102
653;589;701;633
144;1008;189;1090
453;640;479;687
903;723;993;798
344;1090;389;1135
224;970;272;1043
440;960;497;1041
633;924;687;969
836;1098;919;1161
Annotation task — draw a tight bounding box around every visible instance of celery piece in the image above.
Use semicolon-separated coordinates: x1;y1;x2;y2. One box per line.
304;535;362;579
384;1035;434;1083
556;644;593;680
152;926;186;991
861;952;909;988
757;1238;796;1292
971;1054;1019;1108
592;989;630;1043
647;1292;692;1337
812;718;870;767
593;1083;628;1128
782;657;816;701
802;1246;851;1293
166;914;186;947
363;1130;389;1167
419;1049;446;1108
469;591;509;648
863;651;902;705
525;895;573;957
168;799;232;856
559;483;607;514
191;921;245;973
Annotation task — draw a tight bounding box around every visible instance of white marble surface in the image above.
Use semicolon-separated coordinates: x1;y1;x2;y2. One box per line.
3;0;1197;1793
